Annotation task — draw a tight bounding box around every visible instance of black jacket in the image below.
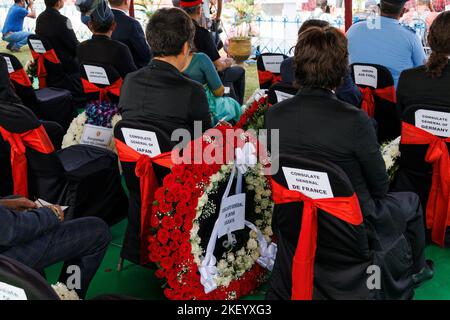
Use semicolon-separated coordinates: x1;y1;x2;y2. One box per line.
77;34;137;79
35;7;80;75
397;62;450;116
264;87;389;216
119;59;212;138
111;9;152;69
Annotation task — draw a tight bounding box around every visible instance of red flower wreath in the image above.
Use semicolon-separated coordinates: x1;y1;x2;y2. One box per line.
235;95;271;130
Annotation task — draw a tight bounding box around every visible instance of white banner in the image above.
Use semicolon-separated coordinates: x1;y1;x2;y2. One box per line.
275;90;294;102
0;282;27;300
217;193;246;239
83;65;110;85
29;39;46;53
3;56;14;73
282;166;334;199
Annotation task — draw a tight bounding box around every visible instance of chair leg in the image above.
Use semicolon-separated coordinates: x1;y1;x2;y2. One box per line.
117;257;124;272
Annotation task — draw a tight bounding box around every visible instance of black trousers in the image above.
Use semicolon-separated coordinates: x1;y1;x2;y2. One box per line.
220;66;246;105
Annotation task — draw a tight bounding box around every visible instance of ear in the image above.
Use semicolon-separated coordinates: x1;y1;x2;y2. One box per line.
182;41;190;56
111;21;117;32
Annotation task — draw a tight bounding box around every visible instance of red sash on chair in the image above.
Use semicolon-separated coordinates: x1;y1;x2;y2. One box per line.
0;125;55;197
401;121;450;247
9;68;32;87
359;86;396;118
81;78;123;102
30;49;61;89
115;139;173;264
270;179;363;300
258;70;282;87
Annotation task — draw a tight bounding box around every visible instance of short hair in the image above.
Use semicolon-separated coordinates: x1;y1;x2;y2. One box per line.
89;14;115;33
380;1;404;15
294;26;348;89
44;0;59;7
14;0;22;4
182;5;201;15
298;19;330;36
146;7;195;57
108;0;125;7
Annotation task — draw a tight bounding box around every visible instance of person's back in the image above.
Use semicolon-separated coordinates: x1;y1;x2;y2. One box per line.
2;3;28;34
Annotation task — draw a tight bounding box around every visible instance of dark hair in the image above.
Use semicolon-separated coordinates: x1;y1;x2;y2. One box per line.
14;0;23;4
44;0;59;7
294;26;348;89
298;19;330;36
426;11;450;78
380;1;404;16
182;5;201;15
146;7;195;57
108;0;125;6
90;15;115;33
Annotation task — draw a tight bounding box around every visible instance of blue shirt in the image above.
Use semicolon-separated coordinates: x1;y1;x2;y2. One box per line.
2;4;29;34
347;16;427;87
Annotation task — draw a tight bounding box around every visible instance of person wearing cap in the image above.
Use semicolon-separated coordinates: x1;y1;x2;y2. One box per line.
181;0;246;105
347;0;427;87
77;0;137;79
35;0;80;76
119;7;211;139
108;0;152;69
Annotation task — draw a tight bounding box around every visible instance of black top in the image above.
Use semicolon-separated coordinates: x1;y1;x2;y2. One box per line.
193;20;220;62
264;87;388;216
35;8;80;75
119;59;212;138
397;62;450;116
77;34;137;79
111;9;152;69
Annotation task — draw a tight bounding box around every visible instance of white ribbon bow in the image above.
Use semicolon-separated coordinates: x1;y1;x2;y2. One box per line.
199;255;219;294
235;142;257;175
245;221;277;272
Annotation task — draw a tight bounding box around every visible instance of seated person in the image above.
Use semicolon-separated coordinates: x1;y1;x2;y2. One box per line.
119;8;211;138
36;0;80;76
397;11;450;115
77;0;137;80
0;196;111;299
280;19;362;107
108;0;152;68
181;0;246;105
182;51;242;125
264;26;432;298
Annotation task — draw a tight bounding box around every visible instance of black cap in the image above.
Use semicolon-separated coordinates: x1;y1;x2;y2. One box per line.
90;0;114;25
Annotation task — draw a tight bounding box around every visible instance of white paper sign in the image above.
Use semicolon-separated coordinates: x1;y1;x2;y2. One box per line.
353;65;378;88
275;90;294;102
282;166;334;199
35;198;69;211
3;56;14;74
262;55;284;74
81;124;113;148
217;193;246;239
415;109;450;138
29;39;46;53
83;65;110;85
121;128;161;157
224;87;230;94
0;282;27;300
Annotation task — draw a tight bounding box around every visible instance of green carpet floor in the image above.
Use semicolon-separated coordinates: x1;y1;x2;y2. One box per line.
43;218;450;300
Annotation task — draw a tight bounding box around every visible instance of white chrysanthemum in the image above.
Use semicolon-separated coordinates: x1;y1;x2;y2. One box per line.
249;230;258;239
226;253;235;263
236;247;246;257
264;226;273;237
247;238;258;250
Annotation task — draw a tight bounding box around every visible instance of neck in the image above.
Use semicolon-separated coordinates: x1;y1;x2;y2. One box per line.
111;5;129;12
154;56;185;71
381;13;400;20
94;32;112;38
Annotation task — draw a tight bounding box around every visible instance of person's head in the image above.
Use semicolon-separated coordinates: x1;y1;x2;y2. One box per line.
380;0;407;19
180;0;202;20
14;0;25;7
294;26;348;90
298;19;330;36
316;0;330;13
44;0;64;10
426;11;450;78
146;7;195;68
108;0;128;10
88;0;116;35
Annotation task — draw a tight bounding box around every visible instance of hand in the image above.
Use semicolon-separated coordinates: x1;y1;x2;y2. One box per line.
47;205;65;222
224;58;234;68
0;197;37;211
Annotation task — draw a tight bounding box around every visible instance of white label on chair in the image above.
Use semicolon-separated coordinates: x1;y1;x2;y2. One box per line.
29;39;46;53
353;65;378;88
262;55;284;74
224;87;230;94
3;57;14;73
217;193;246;239
275;90;294;102
415;109;450;138
83;65;110;85
282;166;334;199
80;124;113;148
121;128;161;157
0;282;27;300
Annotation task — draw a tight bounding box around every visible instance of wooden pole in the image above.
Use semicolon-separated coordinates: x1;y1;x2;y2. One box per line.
345;0;352;31
129;0;135;17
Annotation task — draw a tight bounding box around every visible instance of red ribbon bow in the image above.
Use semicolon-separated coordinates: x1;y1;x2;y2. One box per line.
81;78;123;103
30;49;61;89
401;121;450;247
258;70;282;87
9;68;32;87
0;125;55;197
270;178;363;300
359;86;396;118
115;139;172;264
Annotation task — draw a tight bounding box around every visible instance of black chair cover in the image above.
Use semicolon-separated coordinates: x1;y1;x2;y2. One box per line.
268;82;298;105
80;62;122;104
256;53;288;89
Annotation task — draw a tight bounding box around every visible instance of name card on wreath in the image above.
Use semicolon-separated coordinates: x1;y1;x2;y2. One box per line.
262;55;284;74
29;39;46;54
83;65;110;85
353;65;378;88
3;56;14;74
121;128;161;157
0;282;27;300
282;166;334;199
217;193;246;239
275;90;294;103
80;124;113;148
415;109;450;138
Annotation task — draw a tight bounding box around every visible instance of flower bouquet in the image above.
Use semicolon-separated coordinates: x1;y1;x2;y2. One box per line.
235;91;270;131
381;136;401;181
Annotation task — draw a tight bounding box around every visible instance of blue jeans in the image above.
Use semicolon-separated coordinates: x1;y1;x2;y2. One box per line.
2;31;32;49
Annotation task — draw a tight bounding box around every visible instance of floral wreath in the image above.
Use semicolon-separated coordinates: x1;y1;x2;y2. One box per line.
381;136;400;181
235;90;270;131
149;127;276;300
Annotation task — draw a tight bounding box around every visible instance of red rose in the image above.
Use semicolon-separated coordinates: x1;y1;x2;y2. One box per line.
170;229;182;243
160;257;174;269
161;216;175;230
172;165;185;178
149;251;161;262
155;269;165;279
159;201;173;213
181;231;191;243
169;240;179;251
163;174;176;187
184;178;196;191
173;213;183;228
164;288;175;299
179;242;191;257
179;190;191;203
160;245;171;257
172;251;182;264
165;191;176;203
157;228;169;245
154;188;165;204
150;214;160;228
176;202;189;215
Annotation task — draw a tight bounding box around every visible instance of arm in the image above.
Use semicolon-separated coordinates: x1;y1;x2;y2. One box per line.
189;83;212;136
130;20;152;66
213;58;232;72
201;54;224;96
25;0;36;18
61;18;80;56
215;0;222;21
